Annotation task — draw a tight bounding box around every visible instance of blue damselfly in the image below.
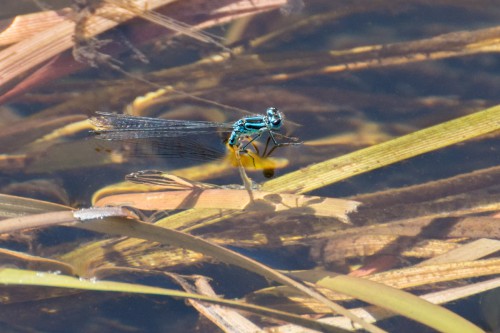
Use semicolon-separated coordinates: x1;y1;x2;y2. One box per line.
91;107;299;157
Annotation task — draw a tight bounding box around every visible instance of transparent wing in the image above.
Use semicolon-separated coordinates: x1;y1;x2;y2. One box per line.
91;112;233;140
92;134;228;162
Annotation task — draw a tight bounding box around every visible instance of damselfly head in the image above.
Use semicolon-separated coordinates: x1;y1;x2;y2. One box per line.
266;107;282;128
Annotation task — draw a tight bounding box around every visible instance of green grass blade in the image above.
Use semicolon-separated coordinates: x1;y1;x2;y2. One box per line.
0;268;347;333
75;217;385;333
317;274;485;333
263;104;500;193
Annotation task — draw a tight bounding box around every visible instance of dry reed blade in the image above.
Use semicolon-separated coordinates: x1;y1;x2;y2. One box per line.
0;0;286;94
0;9;71;46
94;188;360;222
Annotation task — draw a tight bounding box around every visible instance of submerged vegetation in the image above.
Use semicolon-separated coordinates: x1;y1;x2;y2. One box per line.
0;0;499;332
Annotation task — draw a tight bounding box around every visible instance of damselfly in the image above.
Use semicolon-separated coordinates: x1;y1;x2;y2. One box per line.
91;107;300;156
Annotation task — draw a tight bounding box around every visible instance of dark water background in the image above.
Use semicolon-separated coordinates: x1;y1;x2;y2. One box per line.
0;0;499;332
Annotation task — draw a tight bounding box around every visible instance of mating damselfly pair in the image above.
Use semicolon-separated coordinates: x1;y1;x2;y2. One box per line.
90;107;301;172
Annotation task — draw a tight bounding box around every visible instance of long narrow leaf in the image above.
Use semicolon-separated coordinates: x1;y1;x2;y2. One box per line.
316;274;484;333
262;104;500;193
0;268;347;333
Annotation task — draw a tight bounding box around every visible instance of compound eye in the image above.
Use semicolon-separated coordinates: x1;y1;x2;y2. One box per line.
266;107;279;118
